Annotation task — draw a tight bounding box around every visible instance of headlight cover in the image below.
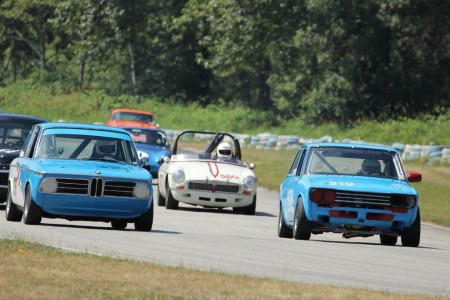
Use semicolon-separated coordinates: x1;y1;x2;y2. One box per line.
172;168;185;184
39;178;58;193
133;183;150;199
243;176;257;190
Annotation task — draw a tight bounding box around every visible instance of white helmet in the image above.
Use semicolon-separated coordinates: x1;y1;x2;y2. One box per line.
95;140;117;156
217;142;232;160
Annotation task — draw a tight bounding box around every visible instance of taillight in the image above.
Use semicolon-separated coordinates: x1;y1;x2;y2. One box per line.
310;189;322;202
310;188;336;207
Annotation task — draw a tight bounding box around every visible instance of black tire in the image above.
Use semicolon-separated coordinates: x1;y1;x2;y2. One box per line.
111;220;127;230
401;208;421;247
233;194;257;215
23;185;42;225
5;184;22;222
165;181;178;210
157;189;166;207
278;205;293;238
134;202;154;232
380;234;398;246
293;198;312;240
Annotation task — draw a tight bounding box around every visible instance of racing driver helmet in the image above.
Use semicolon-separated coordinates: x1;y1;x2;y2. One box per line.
217;142;232;160
362;159;381;174
93;140;117;158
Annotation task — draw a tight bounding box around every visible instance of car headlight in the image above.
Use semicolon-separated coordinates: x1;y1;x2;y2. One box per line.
172;168;185;184
39;178;58;193
243;176;257;190
133;183;150;199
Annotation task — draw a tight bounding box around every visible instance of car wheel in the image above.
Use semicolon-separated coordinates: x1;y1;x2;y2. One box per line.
165;181;178;210
293;198;311;240
23;185;42;225
134;202;154;232
278;205;293;238
157;189;166;207
233;194;257;215
5;184;22;222
401;208;421;247
380;234;398;246
111;220;127;230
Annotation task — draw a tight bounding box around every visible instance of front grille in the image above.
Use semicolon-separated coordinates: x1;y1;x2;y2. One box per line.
57;178;89;194
104;181;135;197
189;181;239;193
335;190;391;208
0;173;8;186
90;178;103;197
52;178;136;198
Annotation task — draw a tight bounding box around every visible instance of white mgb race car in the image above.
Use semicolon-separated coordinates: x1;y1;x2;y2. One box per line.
157;130;258;214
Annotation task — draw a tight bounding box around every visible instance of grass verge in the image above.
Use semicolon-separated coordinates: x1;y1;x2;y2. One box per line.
0;239;444;300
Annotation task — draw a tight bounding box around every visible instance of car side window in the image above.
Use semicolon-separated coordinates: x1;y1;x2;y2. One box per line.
288;149;305;175
23;126;41;158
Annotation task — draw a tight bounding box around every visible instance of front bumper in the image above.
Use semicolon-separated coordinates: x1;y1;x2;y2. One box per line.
171;188;255;208
310;204;416;233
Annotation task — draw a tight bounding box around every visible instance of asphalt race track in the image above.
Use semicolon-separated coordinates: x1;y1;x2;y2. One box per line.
1;187;449;297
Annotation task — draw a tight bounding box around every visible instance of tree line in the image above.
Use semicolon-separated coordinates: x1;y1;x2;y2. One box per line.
1;0;448;125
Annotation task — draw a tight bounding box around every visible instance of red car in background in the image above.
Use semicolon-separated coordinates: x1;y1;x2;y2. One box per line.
107;108;158;129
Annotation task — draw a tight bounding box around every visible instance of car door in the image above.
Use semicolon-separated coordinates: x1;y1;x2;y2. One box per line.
11;125;41;207
280;148;305;223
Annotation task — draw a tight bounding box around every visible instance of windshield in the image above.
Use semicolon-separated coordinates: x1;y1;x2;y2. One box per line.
36;133;138;164
113;112;153;124
306;147;405;179
125;128;167;146
0;124;34;150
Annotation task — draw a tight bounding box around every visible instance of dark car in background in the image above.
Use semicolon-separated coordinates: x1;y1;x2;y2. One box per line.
0;113;49;203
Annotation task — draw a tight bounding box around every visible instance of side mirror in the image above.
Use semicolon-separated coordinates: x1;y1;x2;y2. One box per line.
163;156;170;163
407;172;422;183
249;162;256;170
140;157;149;166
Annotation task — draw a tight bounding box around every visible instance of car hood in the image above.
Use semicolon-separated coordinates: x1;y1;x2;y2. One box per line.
172;160;255;184
0;149;20;164
35;159;151;181
306;174;417;195
136;144;171;162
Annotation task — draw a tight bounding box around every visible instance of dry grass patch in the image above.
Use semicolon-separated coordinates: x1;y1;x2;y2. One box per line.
1;240;443;300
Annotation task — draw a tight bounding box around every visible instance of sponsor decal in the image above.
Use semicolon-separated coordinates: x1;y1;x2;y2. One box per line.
220;174;238;179
207;162;238;179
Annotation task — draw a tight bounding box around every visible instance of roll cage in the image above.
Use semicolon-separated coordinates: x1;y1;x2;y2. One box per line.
172;130;242;160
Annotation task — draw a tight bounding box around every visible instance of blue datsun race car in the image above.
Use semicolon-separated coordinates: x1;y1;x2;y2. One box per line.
5;122;154;231
278;143;422;247
120;126;171;178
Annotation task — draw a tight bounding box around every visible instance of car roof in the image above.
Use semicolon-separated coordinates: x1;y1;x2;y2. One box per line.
120;126;164;133
38;122;131;135
303;142;395;152
0;113;50;124
110;108;153;116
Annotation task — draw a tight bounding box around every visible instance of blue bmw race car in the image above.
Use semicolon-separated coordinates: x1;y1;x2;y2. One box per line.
278;143;422;247
5;122;154;231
